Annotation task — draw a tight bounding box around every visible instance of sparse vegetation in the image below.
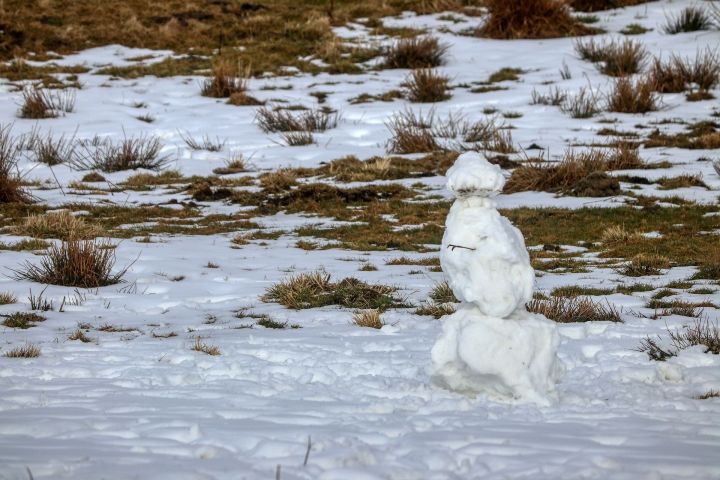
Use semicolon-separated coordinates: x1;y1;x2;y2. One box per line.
574;38;647;76
352;309;384;329
560;87;602;118
12;239;128;288
0;124;32;203
527;296;622;323
256;107;338;133
72;134;170;172
384;36;448;69
19;85;76;119
262;270;405;310
15;210;102;240
663;6;712;34
3;344;41;358
192;337;221;355
478;0;599;39
619;253;670;276
638;318;720;361
2;312;45;329
403;69;451;103
606;76;658;113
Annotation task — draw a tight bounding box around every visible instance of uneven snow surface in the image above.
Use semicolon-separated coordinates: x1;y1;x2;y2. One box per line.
1;1;719;479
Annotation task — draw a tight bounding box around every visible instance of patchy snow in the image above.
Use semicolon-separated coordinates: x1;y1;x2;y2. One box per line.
0;0;719;478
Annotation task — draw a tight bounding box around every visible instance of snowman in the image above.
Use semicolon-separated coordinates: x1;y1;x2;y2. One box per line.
430;151;562;405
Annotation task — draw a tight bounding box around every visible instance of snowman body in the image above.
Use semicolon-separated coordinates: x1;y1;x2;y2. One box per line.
430;152;561;405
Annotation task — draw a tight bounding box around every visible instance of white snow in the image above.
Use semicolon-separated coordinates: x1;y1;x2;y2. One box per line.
0;0;719;478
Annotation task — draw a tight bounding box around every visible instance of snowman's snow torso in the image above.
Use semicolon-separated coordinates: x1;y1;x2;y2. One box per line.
441;196;534;318
431;151;561;405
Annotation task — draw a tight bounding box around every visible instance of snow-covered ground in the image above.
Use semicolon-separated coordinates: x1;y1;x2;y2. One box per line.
1;1;719;478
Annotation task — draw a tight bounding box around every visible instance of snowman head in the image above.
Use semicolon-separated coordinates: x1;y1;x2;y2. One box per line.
446;151;505;198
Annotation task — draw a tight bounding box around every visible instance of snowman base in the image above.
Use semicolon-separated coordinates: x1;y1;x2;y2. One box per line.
430;303;562;406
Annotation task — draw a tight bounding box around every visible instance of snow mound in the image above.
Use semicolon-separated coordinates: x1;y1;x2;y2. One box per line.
431;305;562;405
440;196;534;318
446;151;505;198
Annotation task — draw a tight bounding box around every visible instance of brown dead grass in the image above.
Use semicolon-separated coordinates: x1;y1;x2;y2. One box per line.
478;0;599;39
504;146;642;196
352;309;384;329
14;211;103;240
606;76;658;113
404;69;451;103
4;344;41;358
384;36;448;69
527;296;622;323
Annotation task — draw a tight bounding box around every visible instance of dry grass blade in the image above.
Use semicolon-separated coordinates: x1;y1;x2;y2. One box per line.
527;296;622;323
192;337;221;355
12;239;129;288
384;36;448;69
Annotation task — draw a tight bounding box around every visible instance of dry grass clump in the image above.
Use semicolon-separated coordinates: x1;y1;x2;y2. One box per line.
33;132;76;166
600;225;642;245
403;69;451;103
213;154;247;175
12;239;128;287
638;318;720;361
385;109;439;154
16;211;102;240
262;270;404;310
574;38;647;76
527;296;622;323
281;131;315;146
649;49;720;94
0;292;17;305
0;124;31;203
68;328;93;343
478;0;598;39
429;280;458;304
259;169;298;193
619;253;670;276
4;344;41;358
606;76;658;113
384;36;448;69
504;146;642;196
657;174;707;190
570;0;653;12
192;337;221;356
179;131;225;152
531;86;568;106
72;133;170;172
200;61;248;98
663;6;712;34
352;309;384;329
19;85;76;119
256;107;338;133
414;302;456;319
2;312;45;329
560;87;602;118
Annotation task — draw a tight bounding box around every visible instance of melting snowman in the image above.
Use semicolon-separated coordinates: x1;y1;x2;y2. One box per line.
430;151;562;405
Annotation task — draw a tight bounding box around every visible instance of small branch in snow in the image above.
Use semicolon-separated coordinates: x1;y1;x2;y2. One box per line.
448;244;476;251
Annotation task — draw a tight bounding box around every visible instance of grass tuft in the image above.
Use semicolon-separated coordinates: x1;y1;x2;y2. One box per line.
606;76;658;113
663;6;712;34
2;312;45;329
527;296;622;323
619;253;670;277
352;309;384;329
19;85;76;119
256;107;338;133
574;38;647;76
13;239;128;288
192;337;221;355
403;69;451;103
72;133;170;172
384;36;448;69
0;124;32;203
4;344;41;358
638;318;720;361
15;210;102;240
262;270;405;311
478;0;599;39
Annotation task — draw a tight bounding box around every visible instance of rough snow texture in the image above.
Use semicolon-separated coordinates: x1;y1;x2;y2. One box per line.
431;305;562;405
440;195;535;317
446;151;506;198
434;151;557;403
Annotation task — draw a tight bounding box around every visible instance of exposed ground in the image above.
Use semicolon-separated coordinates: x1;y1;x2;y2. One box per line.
1;1;719;479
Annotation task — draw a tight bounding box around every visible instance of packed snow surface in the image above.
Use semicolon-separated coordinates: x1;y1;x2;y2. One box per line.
0;0;719;478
